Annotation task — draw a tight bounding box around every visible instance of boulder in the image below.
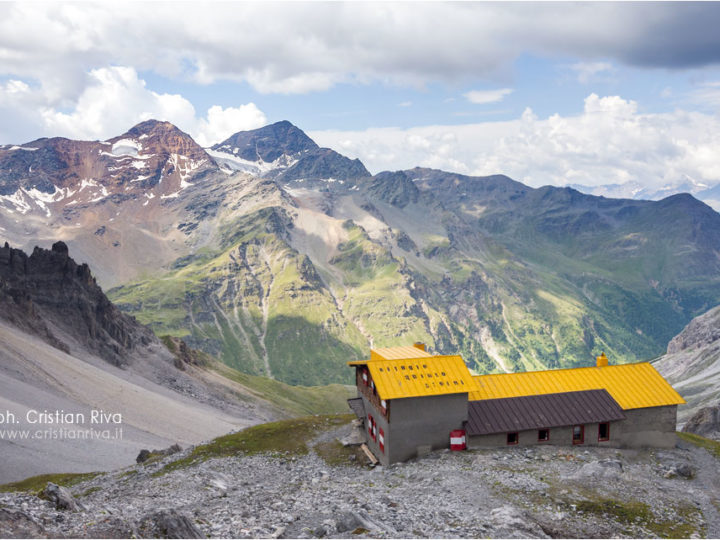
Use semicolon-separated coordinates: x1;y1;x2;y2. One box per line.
42;482;79;512
136;444;182;463
138;509;204;539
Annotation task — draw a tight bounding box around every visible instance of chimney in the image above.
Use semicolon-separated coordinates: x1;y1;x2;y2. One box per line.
596;352;609;367
413;342;426;351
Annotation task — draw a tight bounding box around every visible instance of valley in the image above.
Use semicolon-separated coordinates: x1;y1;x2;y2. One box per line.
3;120;720;387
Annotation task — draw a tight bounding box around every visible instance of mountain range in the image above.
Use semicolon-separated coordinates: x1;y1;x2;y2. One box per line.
2;120;720;386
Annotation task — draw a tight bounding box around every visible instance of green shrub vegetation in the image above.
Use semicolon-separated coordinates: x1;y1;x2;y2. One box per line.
677;431;720;459
156;414;353;476
0;472;101;494
575;498;703;538
213;362;355;417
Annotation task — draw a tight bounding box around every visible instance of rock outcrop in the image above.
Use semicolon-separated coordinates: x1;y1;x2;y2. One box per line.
0;241;154;366
138;509;204;539
667;305;720;353
682;404;720;440
654;304;720;425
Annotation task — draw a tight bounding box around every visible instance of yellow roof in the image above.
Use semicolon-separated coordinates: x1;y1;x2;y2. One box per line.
347;345;433;367
350;354;478;400
371;346;433;361
470;362;685;410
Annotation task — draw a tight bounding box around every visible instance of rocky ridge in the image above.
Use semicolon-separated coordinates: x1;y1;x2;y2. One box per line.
0;419;718;539
0;240;153;366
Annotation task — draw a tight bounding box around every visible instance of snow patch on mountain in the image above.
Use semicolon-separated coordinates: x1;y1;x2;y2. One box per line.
7;145;39;152
111;138;143;157
0;189;31;214
206;148;297;176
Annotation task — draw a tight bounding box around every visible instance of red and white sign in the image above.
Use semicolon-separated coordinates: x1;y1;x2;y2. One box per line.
450;429;466;451
379;428;385;453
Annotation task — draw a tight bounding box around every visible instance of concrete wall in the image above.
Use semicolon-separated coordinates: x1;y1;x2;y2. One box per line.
360;392;468;466
467;405;678;449
613;405;677;449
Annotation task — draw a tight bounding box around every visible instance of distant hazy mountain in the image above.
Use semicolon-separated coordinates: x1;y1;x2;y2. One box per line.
2;120;720;386
569;175;720;211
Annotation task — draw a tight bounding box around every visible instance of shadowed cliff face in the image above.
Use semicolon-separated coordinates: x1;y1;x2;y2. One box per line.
0;241;154;366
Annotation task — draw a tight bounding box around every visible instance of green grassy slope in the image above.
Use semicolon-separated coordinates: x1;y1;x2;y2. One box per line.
110;207;368;384
110;171;720;386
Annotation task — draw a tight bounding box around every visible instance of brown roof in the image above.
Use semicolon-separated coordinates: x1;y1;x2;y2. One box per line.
466;389;626;436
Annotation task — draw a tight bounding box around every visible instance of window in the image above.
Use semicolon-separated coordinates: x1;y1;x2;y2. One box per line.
598;422;610;441
572;425;584;445
507;432;519;445
538;429;549;442
379;427;385;453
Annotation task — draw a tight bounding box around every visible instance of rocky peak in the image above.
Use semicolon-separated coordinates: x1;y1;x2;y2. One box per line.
110;120;211;163
0;120;219;212
211;120;319;164
0;241;154;366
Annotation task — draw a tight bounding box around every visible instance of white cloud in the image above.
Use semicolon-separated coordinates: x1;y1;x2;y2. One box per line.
310;93;720;191
569;61;614;84
1;3;719;103
39;67;197;141
195;104;267;147
464;88;514;104
0;66;266;145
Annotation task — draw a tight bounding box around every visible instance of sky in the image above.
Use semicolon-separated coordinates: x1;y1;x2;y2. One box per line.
2;2;720;191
